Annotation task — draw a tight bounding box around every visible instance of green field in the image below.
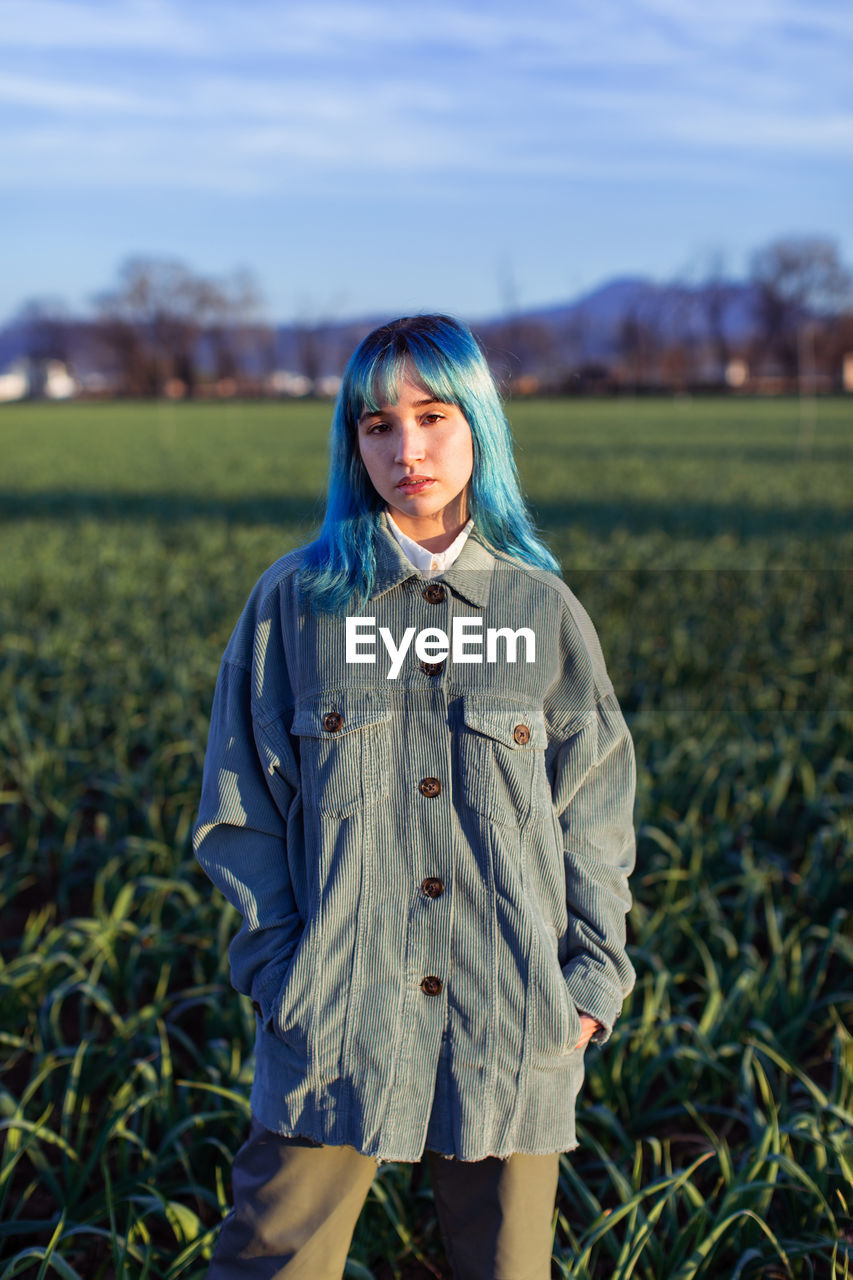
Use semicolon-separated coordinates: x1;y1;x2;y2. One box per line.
1;397;852;1278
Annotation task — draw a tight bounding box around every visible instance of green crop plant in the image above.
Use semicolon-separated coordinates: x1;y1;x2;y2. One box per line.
1;396;851;1277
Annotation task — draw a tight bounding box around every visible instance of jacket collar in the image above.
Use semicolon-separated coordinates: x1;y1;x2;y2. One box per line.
369;511;495;608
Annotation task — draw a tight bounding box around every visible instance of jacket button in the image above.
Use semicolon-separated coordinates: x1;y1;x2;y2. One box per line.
422;877;444;898
421;976;443;996
323;712;343;732
423;583;446;604
419;777;442;798
513;723;531;745
251;1000;262;1015
420;660;444;676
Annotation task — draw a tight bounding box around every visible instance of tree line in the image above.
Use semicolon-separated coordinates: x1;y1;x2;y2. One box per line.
8;236;853;398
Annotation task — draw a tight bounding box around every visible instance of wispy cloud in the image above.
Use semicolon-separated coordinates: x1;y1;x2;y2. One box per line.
0;0;203;52
1;0;849;319
4;0;851;65
0;72;169;113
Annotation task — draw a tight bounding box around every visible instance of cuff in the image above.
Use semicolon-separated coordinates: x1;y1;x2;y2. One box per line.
564;959;625;1046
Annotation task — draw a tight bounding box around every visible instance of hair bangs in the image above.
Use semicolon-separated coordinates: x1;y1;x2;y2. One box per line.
348;348;410;421
347;328;471;427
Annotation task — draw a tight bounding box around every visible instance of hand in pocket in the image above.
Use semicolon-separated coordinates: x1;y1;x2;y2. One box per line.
574;1014;602;1051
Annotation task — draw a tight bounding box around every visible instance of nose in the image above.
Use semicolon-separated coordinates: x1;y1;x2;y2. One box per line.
394;423;425;465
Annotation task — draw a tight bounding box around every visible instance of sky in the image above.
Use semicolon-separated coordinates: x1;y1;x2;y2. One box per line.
2;0;852;325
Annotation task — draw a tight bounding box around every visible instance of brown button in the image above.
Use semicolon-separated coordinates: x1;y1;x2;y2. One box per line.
420;660;444;676
421;976;443;996
323;711;343;733
419;777;442;798
513;723;530;745
422;877;444;898
423;583;446;604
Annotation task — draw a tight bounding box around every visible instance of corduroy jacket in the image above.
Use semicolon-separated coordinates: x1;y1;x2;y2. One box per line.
193;513;637;1162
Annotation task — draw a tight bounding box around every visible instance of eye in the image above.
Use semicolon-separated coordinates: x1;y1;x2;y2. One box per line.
366;421;390;434
422;412;444;424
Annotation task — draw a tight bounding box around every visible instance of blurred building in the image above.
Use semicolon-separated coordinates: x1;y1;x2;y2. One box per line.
0;357;77;402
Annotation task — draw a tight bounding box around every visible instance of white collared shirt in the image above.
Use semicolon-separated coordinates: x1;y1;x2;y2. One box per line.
385;510;474;578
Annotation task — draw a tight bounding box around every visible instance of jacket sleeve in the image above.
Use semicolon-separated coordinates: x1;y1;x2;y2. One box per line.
551;688;637;1044
192;652;303;1025
545;585;637;1046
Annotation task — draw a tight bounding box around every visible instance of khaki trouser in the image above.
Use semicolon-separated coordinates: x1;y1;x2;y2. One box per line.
206;1117;560;1280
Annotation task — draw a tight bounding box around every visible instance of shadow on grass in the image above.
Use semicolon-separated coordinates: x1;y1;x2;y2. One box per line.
0;490;325;529
1;490;851;542
529;497;851;542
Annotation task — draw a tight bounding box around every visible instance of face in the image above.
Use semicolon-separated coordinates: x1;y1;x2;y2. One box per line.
356;362;474;547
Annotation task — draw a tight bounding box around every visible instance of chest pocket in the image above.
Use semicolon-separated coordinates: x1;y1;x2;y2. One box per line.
292;689;392;819
458;695;549;825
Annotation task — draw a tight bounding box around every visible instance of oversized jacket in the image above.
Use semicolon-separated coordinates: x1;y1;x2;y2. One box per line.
193;512;637;1162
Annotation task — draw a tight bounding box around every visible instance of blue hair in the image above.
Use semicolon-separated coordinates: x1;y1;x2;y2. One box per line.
299;314;561;614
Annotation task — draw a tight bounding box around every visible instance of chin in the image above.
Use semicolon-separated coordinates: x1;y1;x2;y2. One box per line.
393;496;442;514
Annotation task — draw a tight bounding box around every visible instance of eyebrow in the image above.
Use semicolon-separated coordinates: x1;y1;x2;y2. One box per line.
358;398;446;423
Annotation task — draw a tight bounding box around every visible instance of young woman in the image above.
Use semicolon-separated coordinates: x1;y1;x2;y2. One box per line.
194;314;637;1279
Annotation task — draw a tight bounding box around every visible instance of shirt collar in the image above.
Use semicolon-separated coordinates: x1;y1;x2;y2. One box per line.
369;510;496;608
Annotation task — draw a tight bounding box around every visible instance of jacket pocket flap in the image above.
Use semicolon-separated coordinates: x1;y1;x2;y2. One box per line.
462;696;547;750
292;689;393;738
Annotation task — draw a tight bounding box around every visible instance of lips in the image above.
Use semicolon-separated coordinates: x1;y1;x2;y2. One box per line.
397;476;435;494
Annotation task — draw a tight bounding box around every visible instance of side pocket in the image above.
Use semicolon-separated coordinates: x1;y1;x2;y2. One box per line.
273;922;315;1051
532;928;582;1063
560;980;583;1057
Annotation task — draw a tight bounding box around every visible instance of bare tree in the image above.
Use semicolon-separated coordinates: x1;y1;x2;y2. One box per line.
616;301;663;392
494;259;521;384
293;320;325;390
290;294;349;392
562;310;587;375
750;237;853;380
97;258;217;396
206;268;270;391
93;257;267;397
694;251;736;385
664;284;703;392
668;249;738;388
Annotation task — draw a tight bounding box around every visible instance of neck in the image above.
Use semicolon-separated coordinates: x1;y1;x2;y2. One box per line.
386;498;470;553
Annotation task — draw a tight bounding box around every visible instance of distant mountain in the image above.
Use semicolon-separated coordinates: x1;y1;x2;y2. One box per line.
478;276;761;366
521;276;655;327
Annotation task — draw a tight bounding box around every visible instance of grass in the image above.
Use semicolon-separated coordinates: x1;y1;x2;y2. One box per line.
0;395;851;1277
